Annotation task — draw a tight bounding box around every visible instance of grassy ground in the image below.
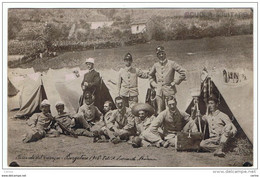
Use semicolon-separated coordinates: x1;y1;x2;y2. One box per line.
7;35;254;167
14;34;253;72
8;111;253;167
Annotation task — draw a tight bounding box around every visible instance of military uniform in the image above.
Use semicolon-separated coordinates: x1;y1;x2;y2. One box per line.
200;110;237;152
105;107;135;140
134;115;155;136
149;60;186;113
81;69;101;106
90;110;113;134
130;115;156;147
23;112;59;143
74;104;103;137
55;112;75;134
142;108;197;146
118;67;148;108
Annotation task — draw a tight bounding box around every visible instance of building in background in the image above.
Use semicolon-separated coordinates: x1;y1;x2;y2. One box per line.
130;18;153;41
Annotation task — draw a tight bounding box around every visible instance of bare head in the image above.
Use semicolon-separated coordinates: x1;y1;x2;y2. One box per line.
104;101;113;113
166;96;177;112
115;96;125;110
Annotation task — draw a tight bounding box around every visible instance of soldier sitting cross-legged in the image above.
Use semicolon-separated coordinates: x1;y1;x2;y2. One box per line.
142;96;198;148
90;101;114;143
73;91;103;137
103;96;136;144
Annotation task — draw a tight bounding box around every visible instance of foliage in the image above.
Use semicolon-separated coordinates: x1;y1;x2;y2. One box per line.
98;9;116;19
8;40;45;55
8;16;23;40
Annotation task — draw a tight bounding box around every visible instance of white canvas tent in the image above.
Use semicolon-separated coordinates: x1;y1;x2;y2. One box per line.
8;78;19;97
13;67;117;118
10;66;253;143
177;69;253;143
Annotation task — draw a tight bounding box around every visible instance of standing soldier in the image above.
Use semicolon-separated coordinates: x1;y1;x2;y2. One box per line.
149;46;186;114
117;53;148;108
81;58;102;109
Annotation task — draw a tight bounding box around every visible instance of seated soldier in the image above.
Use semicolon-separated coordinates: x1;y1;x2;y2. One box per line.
142;96;198;148
91;101;114;142
54;101;76;135
104;96;135;144
74;91;103;137
200;95;237;157
130;103;156;148
22;100;60;143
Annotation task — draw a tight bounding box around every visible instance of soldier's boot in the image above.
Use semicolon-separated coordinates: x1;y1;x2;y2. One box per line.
214;143;226;158
127;136;134;144
131;137;142;148
162;140;170;148
97;135;109;143
22;134;33;143
155;139;164;148
92;130;100;143
82;130;94;137
111;137;121;144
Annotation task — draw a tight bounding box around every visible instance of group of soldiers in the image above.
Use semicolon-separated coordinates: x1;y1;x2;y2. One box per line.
22;46;237;158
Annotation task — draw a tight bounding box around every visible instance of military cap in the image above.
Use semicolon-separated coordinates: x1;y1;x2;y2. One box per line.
124;53;132;61
40;99;50;106
55;101;65;107
156;46;165;54
208;95;219;103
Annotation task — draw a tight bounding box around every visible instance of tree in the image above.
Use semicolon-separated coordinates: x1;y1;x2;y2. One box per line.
98;9;116;19
43;23;61;51
8;16;22;40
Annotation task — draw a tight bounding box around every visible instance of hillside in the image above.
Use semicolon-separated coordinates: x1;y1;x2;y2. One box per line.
12;35;253;72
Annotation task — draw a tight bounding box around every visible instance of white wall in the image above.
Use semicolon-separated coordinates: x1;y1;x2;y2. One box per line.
131;24;146;34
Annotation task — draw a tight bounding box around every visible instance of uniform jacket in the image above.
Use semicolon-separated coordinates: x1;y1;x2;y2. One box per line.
55;112;75;128
202;110;237;138
150;108;190;135
76;104;103;123
134;115;155;135
81;70;101;95
118;67;148;97
80;70;116;113
103;110;113;124
27;112;53;131
149;59;186;96
106;107;135;131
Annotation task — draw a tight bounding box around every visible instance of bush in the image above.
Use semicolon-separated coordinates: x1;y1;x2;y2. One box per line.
149;15;252;41
8;40;45;55
8;16;23;40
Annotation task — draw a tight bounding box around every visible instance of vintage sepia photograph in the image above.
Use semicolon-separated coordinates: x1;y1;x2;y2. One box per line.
4;5;255;169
